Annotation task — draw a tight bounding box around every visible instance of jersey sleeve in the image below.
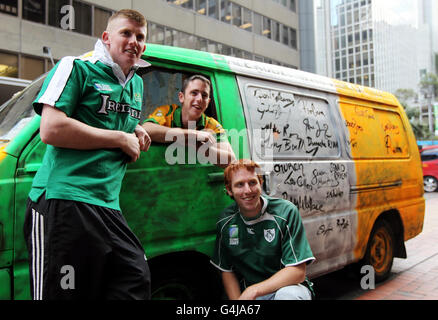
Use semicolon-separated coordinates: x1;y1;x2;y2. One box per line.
281;204;315;267
33;57;83;117
143;105;172;126
205;116;228;143
210;216;234;272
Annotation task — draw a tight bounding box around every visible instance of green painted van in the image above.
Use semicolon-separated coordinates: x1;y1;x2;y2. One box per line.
0;44;425;299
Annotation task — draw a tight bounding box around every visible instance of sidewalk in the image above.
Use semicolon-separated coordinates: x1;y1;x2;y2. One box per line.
354;193;438;300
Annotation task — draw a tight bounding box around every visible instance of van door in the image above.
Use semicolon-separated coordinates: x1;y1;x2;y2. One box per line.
236;75;358;278
120;66;233;260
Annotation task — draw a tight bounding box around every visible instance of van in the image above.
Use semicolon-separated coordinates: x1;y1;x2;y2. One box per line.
0;44;425;299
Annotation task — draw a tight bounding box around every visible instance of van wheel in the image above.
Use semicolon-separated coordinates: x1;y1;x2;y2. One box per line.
362;219;395;282
424;176;438;192
151;265;222;300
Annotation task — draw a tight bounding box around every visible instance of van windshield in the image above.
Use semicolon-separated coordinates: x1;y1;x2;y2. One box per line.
0;75;45;144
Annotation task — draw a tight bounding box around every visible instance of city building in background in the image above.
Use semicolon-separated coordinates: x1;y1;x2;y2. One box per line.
315;0;437;135
0;0;302;83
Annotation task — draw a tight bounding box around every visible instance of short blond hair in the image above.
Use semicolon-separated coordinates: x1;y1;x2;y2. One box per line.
107;9;146;28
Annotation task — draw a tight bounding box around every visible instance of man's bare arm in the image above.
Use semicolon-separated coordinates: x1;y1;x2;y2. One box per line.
238;263;307;300
222;271;242;300
40;104;141;162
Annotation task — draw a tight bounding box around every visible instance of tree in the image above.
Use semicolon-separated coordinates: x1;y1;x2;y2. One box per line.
394;88;430;139
419;73;438;97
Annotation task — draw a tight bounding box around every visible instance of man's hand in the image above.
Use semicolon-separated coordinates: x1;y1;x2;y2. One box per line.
121;132;141;163
134;124;151;151
195;130;217;145
238;285;260;300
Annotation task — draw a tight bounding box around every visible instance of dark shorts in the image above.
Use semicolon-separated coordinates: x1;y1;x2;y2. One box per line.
23;195;151;300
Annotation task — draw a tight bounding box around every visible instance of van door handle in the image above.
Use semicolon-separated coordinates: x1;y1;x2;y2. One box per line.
16;163;41;176
208;172;224;183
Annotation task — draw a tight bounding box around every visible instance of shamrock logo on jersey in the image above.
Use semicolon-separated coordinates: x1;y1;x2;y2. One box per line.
264;228;275;243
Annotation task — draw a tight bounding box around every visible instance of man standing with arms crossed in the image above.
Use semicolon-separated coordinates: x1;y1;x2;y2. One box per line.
24;9;151;300
211;159;315;300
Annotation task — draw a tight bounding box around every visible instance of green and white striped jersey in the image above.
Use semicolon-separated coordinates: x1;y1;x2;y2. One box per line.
29;40;149;210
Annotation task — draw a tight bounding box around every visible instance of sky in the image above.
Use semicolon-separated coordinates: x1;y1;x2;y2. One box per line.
374;0;418;27
325;0;419;28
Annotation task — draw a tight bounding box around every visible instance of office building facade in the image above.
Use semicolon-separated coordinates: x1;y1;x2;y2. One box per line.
0;0;301;85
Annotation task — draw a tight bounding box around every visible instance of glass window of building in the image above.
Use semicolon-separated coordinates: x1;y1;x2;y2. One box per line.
197;38;208;51
282;25;289;46
93;7;112;38
49;0;70;29
0;0;18;16
253;12;262;35
171;0;193;9
241;7;252;31
222;45;232;56
289;0;296;12
272;21;280;42
290;28;297;49
262;16;271;38
22;0;46;23
195;0;207;15
231;2;241;27
20;55;44;80
0;51;18;78
220;0;231;23
73;0;92;35
148;23;165;44
208;0;218;19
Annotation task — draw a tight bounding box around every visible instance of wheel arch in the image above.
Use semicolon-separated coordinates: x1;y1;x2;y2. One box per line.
375;209;406;259
148;250;223;300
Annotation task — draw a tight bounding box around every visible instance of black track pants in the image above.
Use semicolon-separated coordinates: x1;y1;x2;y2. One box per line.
23;196;151;300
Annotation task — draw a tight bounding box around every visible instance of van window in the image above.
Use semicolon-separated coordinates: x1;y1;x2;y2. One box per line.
340;103;409;159
140;67;217;123
236;76;341;160
0;76;43;142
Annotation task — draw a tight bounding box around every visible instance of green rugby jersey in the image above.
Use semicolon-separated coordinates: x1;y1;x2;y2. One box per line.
211;196;315;289
29;40;149;210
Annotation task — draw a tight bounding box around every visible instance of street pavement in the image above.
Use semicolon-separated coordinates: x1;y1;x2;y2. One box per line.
313;192;438;300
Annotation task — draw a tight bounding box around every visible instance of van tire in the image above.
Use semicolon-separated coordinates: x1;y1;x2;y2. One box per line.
424;176;438;193
361;219;395;282
150;264;222;300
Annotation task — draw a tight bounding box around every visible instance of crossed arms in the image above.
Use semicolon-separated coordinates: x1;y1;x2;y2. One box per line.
40;105;150;162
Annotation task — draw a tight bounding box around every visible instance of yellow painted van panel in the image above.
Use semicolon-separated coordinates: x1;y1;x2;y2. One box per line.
334;80;424;260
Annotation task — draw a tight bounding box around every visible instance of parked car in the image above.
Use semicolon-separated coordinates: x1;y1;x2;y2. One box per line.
421;145;438;192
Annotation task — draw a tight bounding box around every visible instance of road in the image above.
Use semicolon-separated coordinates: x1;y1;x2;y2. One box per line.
313;192;438;300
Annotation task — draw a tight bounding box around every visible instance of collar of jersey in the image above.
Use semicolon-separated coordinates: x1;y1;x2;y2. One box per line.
173;105;206;129
90;40;151;86
238;195;269;225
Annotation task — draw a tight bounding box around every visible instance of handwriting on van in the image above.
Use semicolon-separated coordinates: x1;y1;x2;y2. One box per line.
247;87;339;158
275;162;349;215
341;104;408;157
